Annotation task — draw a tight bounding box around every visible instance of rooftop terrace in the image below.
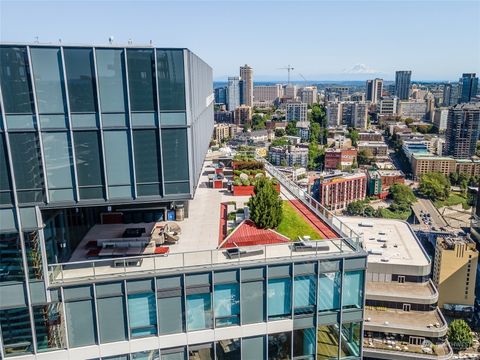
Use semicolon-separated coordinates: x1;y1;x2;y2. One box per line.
48;160;363;285
364;308;448;337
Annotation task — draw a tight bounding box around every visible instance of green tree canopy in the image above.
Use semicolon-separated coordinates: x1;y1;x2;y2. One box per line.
307;140;325;170
389;183;416;205
357;149;374;165
419;172;450;200
286;121;298;136
252;113;266;130
248;178;283;229
448;319;473;351
275;128;286;137
348;128;360;147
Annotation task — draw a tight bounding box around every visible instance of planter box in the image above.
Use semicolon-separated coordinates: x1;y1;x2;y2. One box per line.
232;183;280;196
213;180;224;189
232;185;255;196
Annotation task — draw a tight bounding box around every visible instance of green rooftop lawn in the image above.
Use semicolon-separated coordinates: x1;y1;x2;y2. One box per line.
276;201;323;241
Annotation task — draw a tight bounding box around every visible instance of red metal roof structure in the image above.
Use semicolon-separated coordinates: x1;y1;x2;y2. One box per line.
218;220;290;249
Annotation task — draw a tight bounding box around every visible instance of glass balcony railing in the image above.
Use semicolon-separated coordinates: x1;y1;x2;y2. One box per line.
48;237;359;285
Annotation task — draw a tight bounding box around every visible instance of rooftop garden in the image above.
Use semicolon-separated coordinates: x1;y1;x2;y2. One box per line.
247;178;322;240
277;201;323;240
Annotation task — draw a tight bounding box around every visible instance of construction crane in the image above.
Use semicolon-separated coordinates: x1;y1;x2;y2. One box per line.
278;65;294;85
298;73;307;87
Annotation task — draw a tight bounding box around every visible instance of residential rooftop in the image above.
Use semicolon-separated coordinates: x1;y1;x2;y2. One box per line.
49;161;363;285
339;217;430;268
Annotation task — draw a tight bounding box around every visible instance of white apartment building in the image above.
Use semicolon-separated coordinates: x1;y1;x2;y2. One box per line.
286;101;308;122
253;84;283;103
398;100;428;120
378;97;398;116
300;86;318;105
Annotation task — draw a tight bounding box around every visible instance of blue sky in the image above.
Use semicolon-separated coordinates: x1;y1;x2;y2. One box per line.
1;0;479;81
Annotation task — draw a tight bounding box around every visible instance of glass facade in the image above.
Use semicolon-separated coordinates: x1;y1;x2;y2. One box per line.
0;45;203;208
0;258;365;358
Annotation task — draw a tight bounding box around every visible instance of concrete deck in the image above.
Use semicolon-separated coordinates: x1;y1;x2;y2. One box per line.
364;308;448;337
366;280;438;304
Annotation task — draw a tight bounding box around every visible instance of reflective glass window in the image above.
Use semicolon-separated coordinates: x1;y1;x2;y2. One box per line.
157;276;184;335
318;272;341;312
342;270;364;310
63;48;97;113
127;292;157;337
216;338;240;360
0;133;13;205
33;303;65;352
41;131;75;202
97;294;127;343
73;131;105;200
161;128;189;185
186;293;212;331
189;343;213;360
9;132;45;203
95;48;127;113
24;231;43;280
156;49;185;112
340;322;361;357
0;233;25;283
214;283;239;327
293;328;315;359
268;277;291;320
317;324;340;359
103;130;133;198
65;299;97;347
133;129;162;196
242;336;265;360
241;280;265;324
30;47;66;114
293;275;316;315
0;307;33;356
126;49;156;112
161;348;186;360
268;332;291;360
132;350;160;360
0;46;34;114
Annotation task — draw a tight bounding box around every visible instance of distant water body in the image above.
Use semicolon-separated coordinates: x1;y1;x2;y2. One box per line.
213;80;396;89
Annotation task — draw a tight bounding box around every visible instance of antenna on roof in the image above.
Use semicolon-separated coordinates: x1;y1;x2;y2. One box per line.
108;36;114;44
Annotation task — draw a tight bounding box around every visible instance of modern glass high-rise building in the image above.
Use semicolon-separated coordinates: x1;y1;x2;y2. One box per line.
0;43;366;360
394;71;411;101
458;73;478;104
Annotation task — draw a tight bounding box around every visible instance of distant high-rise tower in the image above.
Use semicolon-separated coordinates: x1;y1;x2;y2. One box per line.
445;103;480;159
442;83;459;106
227;76;241;111
365;78;383;104
458;73;478;103
395;71;412;100
239;64;253;107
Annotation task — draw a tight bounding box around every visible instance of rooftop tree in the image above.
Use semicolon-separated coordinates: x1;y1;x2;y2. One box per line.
248;177;283;229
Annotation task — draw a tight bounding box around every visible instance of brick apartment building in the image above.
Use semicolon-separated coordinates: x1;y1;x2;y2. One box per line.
313;172;367;211
324;148;358;170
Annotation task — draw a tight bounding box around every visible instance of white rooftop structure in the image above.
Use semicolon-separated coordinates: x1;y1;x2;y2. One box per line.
339;217;431;276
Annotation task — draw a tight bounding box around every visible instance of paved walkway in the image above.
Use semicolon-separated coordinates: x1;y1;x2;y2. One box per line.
288;199;338;239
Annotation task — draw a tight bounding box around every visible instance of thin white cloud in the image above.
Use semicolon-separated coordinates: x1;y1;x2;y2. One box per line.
342;64;379;74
